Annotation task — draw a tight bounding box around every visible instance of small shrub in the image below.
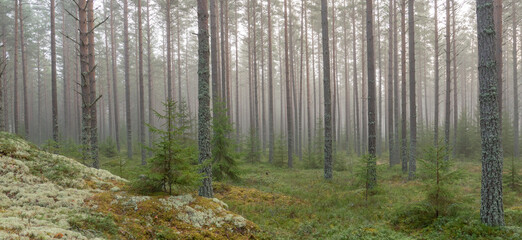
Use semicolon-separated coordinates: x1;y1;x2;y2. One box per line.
133;100;201;195
212;101;239;181
99;138;118;158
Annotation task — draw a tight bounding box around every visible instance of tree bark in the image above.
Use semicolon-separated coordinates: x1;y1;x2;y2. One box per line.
513;0;519;159
197;0;214;198
321;0;333;180
268;0;274;163
123;0;132;159
284;0;294;168
408;0;416;179
138;0;145;165
388;0;395;166
367;0;377;189
19;0;29;137
445;0;451;160
110;0;120;152
51;0;58;142
434;0;440;146
400;0;408;172
476;0;504;226
13;0;19;135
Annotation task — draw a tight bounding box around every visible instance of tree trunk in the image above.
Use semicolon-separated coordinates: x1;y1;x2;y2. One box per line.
367;0;377;189
87;0;98;168
138;0;145;165
321;0;333;180
400;0;408;172
388;0;395;166
352;1;360;156
268;0;274;163
513;0;519;159
19;0;29;137
434;0;440;146
110;0;120;152
147;0;153;156
494;0;503;128
445;0;451;160
284;0;294;168
197;0;214;198
123;0;132;159
13;0;19;135
476;0;504;226
452;0;457;157
51;0;58;142
408;0;416;179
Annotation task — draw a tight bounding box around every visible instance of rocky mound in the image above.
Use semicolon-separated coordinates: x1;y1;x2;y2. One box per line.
0;133;257;239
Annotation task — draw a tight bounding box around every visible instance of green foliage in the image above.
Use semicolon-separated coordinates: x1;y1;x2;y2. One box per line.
243;129;262;163
323;225;413;240
154;226;181;240
504;157;521;191
393;144;464;229
273;135;287;168
455;111;480;159
99;138;118;158
211;102;239;181
41;138;83;160
303;119;324;169
69;213;118;237
354;155;378;201
133;100;201;195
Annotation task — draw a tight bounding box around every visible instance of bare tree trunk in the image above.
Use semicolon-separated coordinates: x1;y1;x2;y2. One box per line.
19;0;29;137
235;0;240;146
445;0;451;160
352;1;360;156
476;0;504;226
284;0;294;168
306;0;312;157
110;0;120;152
268;0;274;163
451;0;452;156
51;0;58;141
388;0;395;166
367;0;377;189
513;0;519;159
362;4;368;154
494;0;503;129
197;0;214;198
434;0;440;146
408;0;416;179
13;0;19;135
400;0;408;172
87;0;98;168
393;0;400;166
103;2;112;141
123;0;132;159
137;0;145;165
321;0;333;180
147;0;153;156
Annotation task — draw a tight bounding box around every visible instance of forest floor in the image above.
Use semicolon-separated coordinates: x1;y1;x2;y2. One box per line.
98;149;522;240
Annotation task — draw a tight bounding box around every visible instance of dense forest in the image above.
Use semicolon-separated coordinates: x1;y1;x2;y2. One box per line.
0;0;520;239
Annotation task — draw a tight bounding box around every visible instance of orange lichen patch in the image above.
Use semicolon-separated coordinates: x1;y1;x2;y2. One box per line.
85;191;258;240
214;183;307;206
53;233;64;239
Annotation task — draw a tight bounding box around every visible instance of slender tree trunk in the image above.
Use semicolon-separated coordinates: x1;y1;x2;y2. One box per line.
235;0;240;146
13;0;19;135
367;0;377;189
408;0;416;179
388;0;395;166
19;0;29;137
147;0;153;156
513;0;519;159
197;0;214;198
79;0;90;164
137;0;145;165
284;0;294;168
400;0;408;172
321;0;333;180
362;4;368;154
110;0;120;152
445;0;451;160
352;1;360;156
377;0;383;156
268;0;274;163
123;0;132;159
51;0;58;141
393;0;400;166
332;0;337;151
306;0;313;157
434;0;440;146
103;0;112;141
87;0;98;168
210;0;219;106
451;0;452;156
476;0;504;226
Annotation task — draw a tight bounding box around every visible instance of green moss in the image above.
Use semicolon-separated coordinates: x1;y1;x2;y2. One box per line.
68;212;118;238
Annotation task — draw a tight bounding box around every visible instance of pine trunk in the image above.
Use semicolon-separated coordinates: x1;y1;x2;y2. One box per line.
367;0;377;189
321;0;333;180
408;0;416;179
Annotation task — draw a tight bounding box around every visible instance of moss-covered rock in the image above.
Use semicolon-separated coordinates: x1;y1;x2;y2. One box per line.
0;132;257;239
